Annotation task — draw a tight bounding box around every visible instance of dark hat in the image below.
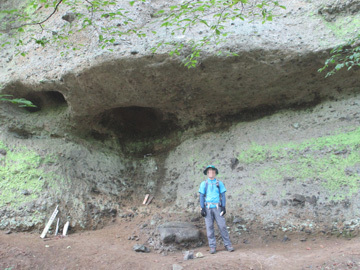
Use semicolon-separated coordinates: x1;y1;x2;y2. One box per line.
203;165;219;175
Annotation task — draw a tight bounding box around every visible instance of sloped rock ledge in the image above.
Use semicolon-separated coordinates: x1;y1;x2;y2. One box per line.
2;49;360;155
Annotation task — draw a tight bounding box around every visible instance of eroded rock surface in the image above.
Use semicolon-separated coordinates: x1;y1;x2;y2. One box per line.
0;0;360;236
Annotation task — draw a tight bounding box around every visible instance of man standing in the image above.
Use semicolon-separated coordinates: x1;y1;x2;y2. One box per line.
199;165;234;254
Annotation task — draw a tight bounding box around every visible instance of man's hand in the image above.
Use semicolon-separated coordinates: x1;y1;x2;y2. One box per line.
220;206;226;216
201;208;207;217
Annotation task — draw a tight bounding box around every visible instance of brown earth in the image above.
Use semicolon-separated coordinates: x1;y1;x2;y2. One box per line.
1;211;360;270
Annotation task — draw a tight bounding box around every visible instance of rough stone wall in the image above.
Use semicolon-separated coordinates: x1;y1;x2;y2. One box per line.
0;0;360;234
161;94;360;237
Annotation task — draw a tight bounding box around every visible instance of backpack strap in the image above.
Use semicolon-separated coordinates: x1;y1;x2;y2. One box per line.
216;179;222;207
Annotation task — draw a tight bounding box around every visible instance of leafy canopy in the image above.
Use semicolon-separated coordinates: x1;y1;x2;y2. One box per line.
1;0;359;75
319;34;360;77
0;0;285;67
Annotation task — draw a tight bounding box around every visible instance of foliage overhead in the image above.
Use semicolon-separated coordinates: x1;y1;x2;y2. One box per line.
318;34;360;77
1;0;357;74
0;0;285;67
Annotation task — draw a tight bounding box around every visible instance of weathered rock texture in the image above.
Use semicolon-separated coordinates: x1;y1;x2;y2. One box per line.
158;222;200;243
0;0;360;238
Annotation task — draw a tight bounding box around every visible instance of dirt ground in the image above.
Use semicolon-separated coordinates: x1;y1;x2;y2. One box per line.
1;213;360;270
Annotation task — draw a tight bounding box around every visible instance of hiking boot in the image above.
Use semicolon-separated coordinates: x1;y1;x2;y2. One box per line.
225;246;234;252
210;248;216;254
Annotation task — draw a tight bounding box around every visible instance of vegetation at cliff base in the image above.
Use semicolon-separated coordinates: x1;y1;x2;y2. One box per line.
237;127;360;200
0;141;61;208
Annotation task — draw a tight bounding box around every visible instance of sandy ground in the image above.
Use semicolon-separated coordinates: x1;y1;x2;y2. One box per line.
1;214;360;270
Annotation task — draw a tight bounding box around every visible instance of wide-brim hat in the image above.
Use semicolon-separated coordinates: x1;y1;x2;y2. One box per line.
203;165;219;175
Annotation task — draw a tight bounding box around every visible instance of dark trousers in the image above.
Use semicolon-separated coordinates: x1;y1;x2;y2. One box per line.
205;207;232;248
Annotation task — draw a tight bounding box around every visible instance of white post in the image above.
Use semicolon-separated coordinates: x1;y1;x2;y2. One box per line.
143;194;149;204
63;221;70;236
55;218;60;236
146;196;154;205
40;205;59;239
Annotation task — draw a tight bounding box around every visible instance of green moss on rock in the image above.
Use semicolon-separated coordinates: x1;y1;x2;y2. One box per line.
0;140;61;209
237;127;360;200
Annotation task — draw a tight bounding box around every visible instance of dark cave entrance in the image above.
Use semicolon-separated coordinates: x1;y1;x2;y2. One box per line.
23;91;68;112
98;106;180;140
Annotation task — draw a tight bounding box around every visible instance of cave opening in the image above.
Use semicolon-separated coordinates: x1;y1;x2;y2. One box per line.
98;106;180;140
23;91;68;112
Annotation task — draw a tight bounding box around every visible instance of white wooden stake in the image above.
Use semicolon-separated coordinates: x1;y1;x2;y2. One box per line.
63;221;70;236
142;194;150;204
146;196;154;205
40;205;59;239
55;218;60;236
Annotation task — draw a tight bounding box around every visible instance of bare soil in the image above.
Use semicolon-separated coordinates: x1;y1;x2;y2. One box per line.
1;213;360;270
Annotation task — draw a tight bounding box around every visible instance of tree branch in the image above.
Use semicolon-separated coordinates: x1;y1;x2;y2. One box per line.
0;0;64;33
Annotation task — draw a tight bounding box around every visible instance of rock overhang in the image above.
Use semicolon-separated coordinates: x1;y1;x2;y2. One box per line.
1;0;360;157
3;48;359;124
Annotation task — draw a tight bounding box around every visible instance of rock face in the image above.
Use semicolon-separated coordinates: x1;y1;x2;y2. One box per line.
0;0;360;236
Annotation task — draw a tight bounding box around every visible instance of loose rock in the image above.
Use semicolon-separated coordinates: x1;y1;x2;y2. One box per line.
133;244;150;253
293;194;306;206
195;252;204;258
157;222;200;244
282;235;291;242
183;250;194;260
173;264;183;270
233;217;245;224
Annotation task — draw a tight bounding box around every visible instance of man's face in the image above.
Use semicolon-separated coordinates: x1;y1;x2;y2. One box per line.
207;168;216;179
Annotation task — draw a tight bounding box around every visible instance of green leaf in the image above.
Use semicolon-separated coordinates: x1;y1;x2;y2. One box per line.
1;42;10;48
199;20;209;26
2;96;37;108
155;10;165;15
335;63;344;70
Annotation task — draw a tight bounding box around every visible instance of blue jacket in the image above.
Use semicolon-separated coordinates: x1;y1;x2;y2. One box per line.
199;178;226;208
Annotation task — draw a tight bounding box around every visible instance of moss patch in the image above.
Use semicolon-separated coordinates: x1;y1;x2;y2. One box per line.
0;140;61;209
323;16;360;39
237;127;360;200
